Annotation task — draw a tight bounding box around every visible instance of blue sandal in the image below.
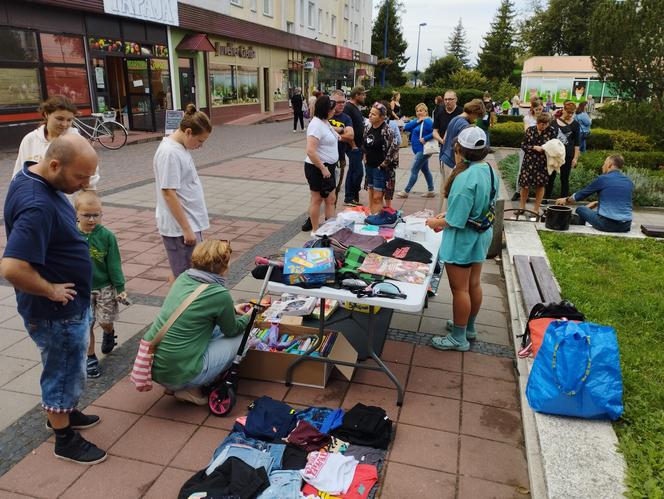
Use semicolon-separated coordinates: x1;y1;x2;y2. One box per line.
431;334;470;352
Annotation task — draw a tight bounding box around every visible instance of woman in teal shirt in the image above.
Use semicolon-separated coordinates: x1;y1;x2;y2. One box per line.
426;127;499;351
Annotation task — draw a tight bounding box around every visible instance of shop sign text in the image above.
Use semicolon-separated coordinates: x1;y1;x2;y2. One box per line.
103;0;179;26
215;42;256;59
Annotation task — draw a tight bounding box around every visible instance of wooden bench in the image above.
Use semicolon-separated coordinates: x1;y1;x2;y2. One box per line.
513;255;561;314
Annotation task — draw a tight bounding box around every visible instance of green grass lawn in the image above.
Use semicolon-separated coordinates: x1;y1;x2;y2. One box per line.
540;233;664;498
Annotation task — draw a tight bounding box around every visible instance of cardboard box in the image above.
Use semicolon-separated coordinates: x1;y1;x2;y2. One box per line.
239;323;357;388
282;248;336;286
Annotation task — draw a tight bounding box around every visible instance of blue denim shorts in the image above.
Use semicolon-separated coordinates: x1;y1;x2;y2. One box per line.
24;310;90;413
365;166;386;192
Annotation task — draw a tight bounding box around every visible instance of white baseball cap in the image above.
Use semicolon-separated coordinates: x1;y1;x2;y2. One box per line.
457;127;487;150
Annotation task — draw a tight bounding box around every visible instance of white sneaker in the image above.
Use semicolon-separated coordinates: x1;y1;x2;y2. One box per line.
292;130;298;133
421;191;436;198
396;191;409;198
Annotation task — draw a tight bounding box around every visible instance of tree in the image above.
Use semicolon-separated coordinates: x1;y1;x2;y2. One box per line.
448;68;490;91
590;0;664;110
446;18;470;68
371;0;409;87
518;0;601;56
422;55;462;87
477;0;518;81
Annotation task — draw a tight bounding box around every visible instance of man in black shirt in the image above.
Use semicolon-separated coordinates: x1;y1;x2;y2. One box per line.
343;85;367;206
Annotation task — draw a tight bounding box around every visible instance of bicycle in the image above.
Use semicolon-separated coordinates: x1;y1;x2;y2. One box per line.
73;111;128;150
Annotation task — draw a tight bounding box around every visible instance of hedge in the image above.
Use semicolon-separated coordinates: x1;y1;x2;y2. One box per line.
497;115;524;123
489;122;656;153
366;87;483;117
498;153;664;207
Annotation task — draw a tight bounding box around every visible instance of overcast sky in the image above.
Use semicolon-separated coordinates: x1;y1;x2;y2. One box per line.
383;0;531;71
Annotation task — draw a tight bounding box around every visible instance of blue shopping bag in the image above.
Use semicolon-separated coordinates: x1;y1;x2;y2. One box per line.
526;320;624;420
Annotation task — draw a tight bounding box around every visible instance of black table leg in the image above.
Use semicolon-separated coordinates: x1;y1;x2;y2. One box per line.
366;305;405;406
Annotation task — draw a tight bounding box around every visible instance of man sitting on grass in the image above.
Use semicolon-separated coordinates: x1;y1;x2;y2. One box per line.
555;154;633;233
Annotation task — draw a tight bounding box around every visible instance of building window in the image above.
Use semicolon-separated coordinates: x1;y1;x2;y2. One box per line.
356;0;360;11
354;24;359;45
287;22;295;33
230;0;242;7
331;15;337;37
308;2;315;28
300;0;305;26
263;0;273;16
250;0;257;11
40;34;85;65
209;64;259;106
343;3;349;19
318;9;323;33
0;68;41;109
325;12;330;35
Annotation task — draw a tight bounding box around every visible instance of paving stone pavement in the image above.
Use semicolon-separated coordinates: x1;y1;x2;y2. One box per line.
0;129;530;498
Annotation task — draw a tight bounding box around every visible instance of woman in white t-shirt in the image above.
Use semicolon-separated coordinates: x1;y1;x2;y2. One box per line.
304;94;340;232
153;104;212;279
13;95;99;188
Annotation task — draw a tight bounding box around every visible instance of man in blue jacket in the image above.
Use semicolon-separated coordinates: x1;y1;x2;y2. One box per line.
555;154;633;233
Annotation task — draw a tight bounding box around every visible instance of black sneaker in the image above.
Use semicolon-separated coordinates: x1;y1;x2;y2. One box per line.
101;331;117;354
87;356;101;378
301;217;313;232
54;432;107;465
511;192;520;201
541;199;550;205
47;410;101;431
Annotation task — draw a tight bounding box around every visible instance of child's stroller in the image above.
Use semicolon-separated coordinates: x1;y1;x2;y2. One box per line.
206;259;279;416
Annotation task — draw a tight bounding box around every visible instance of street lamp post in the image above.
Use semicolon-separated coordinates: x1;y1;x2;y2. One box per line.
413;22;426;87
381;0;389;86
427;48;433;66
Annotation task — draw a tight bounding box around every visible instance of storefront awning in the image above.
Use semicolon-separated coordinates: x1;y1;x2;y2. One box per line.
176;33;215;52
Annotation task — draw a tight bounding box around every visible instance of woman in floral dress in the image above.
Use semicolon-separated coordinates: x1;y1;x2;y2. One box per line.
519;112;554;215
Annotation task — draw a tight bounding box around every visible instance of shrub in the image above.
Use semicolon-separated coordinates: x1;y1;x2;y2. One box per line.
577;150;664;172
490;123;655;152
597;101;664;151
497;114;524;123
498;153;664;206
365;87;484;117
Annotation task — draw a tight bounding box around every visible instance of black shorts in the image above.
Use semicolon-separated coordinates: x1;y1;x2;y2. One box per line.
305;162;337;198
446;262;473;268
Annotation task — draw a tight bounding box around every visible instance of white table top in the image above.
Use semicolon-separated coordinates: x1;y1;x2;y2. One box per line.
267;228;443;313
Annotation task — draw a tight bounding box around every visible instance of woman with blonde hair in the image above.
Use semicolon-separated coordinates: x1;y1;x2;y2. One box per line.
390;91;402;118
142;240;251;405
397;102;435;198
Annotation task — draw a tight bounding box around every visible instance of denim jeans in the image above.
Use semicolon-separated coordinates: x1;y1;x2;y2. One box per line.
576;206;631;233
404;151;434;193
344;148;364;202
206;444;275;476
364;166;386;191
258;470;302;499
24;309;90;412
161;326;244;391
209;432;286;473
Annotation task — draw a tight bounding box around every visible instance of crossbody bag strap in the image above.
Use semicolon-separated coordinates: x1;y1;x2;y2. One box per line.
148;283;209;354
419;120;424;141
487;163;496;201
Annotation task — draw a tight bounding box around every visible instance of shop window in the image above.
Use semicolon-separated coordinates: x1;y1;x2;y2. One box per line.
0;29;38;62
331;15;337;37
44;66;90;105
274;70;289;101
150;59;172;111
88;37;123;54
209;64;258;106
40;34;85;65
0;68;41;109
237;66;259;104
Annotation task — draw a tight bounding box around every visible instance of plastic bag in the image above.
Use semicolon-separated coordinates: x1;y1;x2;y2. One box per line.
526;320;624;420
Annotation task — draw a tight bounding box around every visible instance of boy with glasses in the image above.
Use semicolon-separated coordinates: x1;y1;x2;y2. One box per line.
75;191;127;378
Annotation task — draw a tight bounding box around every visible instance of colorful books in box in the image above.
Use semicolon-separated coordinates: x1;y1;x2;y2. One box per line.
283;248;336;286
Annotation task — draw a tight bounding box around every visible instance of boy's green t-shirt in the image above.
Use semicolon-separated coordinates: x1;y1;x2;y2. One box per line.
78;224;125;292
143;273;250;386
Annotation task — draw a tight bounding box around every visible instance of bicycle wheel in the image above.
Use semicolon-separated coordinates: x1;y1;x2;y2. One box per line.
95;121;128;150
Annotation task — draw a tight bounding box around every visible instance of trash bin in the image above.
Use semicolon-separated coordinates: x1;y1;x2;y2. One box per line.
544;205;572;231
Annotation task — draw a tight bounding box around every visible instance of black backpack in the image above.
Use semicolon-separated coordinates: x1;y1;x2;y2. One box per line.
517;301;585;357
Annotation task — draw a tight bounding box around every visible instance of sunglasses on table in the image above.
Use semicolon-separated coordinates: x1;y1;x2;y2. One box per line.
355;282;407;299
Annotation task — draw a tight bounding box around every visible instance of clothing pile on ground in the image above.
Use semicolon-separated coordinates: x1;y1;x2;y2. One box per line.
179;396;392;499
